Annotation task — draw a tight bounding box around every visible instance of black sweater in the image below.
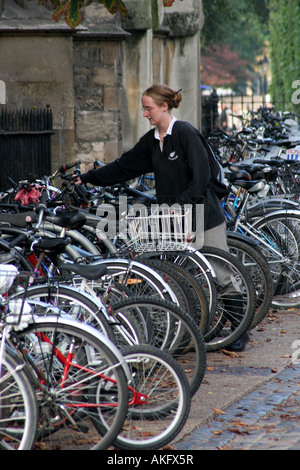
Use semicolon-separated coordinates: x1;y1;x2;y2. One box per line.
80;120;225;230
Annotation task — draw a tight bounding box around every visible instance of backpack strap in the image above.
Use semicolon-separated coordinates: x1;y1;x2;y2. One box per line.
171;120;229;199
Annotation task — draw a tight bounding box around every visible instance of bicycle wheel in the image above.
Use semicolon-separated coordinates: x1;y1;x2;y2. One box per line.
142;258;209;331
109;308;147;351
138;249;218;324
200;246;256;351
110;296;207;397
164;260;211;333
0;238;33;272
0;346;38;450
252;210;300;307
92;258;179;304
114;344;191;450
227;237;274;329
13;316;129;450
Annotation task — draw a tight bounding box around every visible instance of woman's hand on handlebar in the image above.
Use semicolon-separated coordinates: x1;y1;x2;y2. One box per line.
71;175;82;185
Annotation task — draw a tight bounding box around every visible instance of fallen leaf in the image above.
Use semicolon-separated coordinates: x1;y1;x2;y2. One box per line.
207;366;214;371
228;427;249;435
221;349;239;357
213;407;226;415
231;419;247;427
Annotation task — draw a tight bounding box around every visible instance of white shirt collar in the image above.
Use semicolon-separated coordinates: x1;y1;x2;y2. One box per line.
154;116;177;142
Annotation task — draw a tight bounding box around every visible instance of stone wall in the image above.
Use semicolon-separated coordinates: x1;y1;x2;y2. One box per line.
121;0;203;154
73;39;124;166
0;0;77;172
0;0;204;175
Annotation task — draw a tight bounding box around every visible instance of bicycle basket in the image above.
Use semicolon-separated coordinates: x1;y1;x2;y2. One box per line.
125;204;194;252
0;266;32;327
0;264;18;294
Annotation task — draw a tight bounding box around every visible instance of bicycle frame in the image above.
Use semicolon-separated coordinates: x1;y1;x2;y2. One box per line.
2;315;134;415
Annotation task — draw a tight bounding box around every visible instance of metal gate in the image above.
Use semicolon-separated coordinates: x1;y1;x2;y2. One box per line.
0;106;53;191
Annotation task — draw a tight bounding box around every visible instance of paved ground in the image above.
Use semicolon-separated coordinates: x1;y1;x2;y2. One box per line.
178;366;300;450
171;292;300;450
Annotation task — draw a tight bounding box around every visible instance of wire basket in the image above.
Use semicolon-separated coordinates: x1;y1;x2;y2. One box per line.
126;204;194;252
0;265;19;294
0;265;31;327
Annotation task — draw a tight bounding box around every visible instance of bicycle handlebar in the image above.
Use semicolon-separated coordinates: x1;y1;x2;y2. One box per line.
8;232;28;248
58;160;81;173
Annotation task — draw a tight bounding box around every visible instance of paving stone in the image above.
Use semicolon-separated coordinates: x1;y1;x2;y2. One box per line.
177;365;300;450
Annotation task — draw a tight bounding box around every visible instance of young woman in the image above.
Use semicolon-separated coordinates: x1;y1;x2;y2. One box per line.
76;84;225;237
74;84;249;351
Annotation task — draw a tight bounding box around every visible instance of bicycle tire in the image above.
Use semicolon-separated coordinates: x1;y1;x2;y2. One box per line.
227;237;274;329
142;258;209;331
138;249;218;323
164;260;211;333
110;296;207;397
92;257;179;304
110;308;147;351
0;346;38;450
200;246;256;351
252;210;300;307
113;344;191;450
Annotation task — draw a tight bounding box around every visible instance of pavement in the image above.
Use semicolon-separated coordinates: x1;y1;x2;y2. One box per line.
103;308;299;455
172;306;300;451
171;121;300;451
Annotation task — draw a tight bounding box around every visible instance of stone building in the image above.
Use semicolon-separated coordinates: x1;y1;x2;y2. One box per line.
0;0;204;176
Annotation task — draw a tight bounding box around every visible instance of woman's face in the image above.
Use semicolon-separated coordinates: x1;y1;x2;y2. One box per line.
141;95;167;126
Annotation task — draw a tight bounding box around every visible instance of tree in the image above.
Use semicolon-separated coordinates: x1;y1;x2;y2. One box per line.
27;0;180;29
268;0;300;112
201;44;253;89
201;0;269;91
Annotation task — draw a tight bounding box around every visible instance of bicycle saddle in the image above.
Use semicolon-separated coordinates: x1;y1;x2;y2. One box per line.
229;163;265;174
34;236;71;254
56;262;107;280
224;170;251;182
233;180;266;192
46;210;86;229
0;211;37;227
252;158;284;167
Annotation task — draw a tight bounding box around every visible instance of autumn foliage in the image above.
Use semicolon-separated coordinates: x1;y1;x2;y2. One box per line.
201;44;253;89
30;0;179;29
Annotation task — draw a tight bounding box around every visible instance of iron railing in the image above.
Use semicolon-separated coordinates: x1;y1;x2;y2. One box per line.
201;92;288;137
0;106;53;191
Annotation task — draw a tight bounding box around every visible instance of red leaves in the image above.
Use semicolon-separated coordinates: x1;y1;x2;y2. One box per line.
37;0;177;29
201;44;253;88
49;0;128;29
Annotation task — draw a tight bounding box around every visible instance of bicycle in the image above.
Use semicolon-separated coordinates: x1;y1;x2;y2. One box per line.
224;177;300;307
0;266;130;450
1;265;196;450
